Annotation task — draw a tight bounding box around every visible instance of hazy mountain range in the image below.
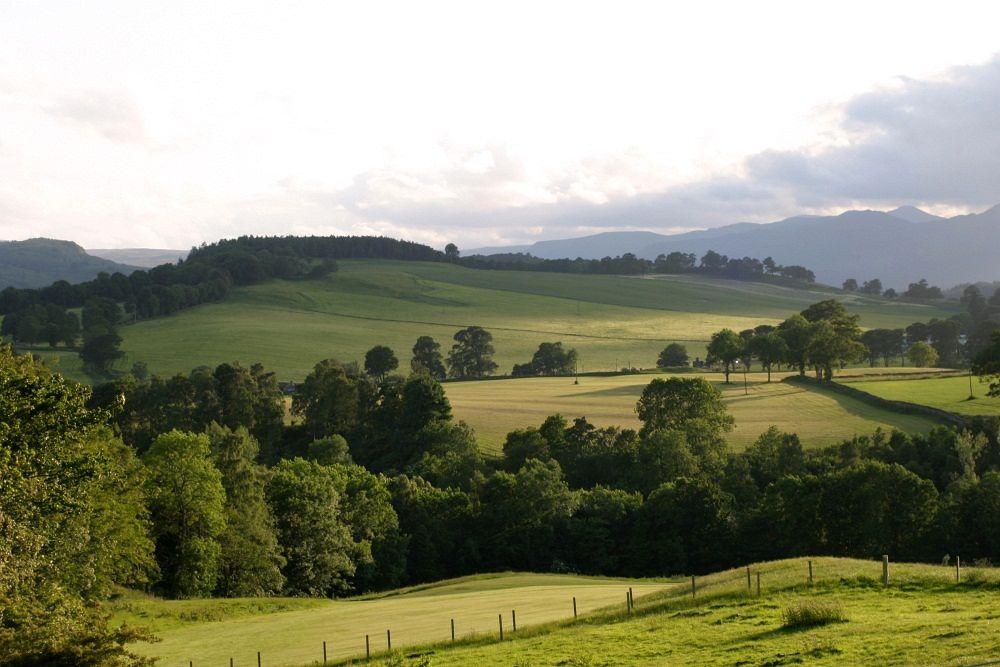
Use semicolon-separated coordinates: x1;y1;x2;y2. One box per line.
86;247;188;268
0;239;144;289
468;205;1000;289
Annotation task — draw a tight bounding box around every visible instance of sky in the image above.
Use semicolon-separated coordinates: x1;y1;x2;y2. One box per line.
1;1;999;251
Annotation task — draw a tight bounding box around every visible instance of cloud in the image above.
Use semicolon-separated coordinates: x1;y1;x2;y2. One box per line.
44;90;148;144
318;55;1000;247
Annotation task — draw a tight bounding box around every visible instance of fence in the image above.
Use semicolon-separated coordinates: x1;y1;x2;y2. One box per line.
177;555;981;666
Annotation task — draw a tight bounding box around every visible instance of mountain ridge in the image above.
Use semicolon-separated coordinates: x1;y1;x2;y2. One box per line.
0;238;142;289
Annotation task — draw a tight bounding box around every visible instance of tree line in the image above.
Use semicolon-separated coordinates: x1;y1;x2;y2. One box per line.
7;334;1000;663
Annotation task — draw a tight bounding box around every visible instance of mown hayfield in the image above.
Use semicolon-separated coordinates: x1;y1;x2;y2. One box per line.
112;573;671;666
388;557;1000;667
112;260;954;381
445;372;941;454
841;374;1000;417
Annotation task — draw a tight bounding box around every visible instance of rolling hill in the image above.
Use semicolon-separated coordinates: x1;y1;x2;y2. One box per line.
0;238;141;289
470;204;1000;289
111;558;1000;666
97;259;955;384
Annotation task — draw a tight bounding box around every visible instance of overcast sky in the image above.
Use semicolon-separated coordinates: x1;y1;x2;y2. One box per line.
2;1;999;250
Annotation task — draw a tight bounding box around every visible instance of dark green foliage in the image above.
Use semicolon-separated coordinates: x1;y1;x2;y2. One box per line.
973;330;1000;396
308;435;354;465
144;431;227;598
207;424;285;597
903;278;944;300
266;458;357;596
446;326;498;378
635;376;734;437
0;346;155;664
365;345;399;380
706;328;743;382
657;342;689;368
560;486;642;575
0;302;80;346
293;359;360;440
411;335;446;379
512;341;578;376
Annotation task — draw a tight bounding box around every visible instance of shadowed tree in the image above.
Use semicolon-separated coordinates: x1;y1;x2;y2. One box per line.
411;335;446;379
364;345;399;381
706;328;744;383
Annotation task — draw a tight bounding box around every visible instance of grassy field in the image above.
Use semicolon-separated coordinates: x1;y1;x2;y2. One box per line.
112;573;672;666
444;372;941;454
369;557;1000;667
841;374;1000;417
107;260;952;382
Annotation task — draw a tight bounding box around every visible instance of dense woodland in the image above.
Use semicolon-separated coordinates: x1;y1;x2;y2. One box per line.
5;290;1000;663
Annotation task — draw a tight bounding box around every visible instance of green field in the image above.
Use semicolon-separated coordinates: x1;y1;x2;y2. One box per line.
107;260;952;382
445;372;941;453
114;559;1000;666
112;573;671;666
384;558;1000;667
841;374;1000;417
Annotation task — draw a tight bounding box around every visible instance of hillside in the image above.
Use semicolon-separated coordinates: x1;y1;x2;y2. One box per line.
445;371;941;453
113;572;672;665
112;559;1000;666
0;238;141;288
86;247;187;268
470;205;1000;289
107;260;955;382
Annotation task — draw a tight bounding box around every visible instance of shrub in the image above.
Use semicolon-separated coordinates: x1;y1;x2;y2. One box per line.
781;600;846;629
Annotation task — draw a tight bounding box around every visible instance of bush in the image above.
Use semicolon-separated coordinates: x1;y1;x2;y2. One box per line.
781;600;846;628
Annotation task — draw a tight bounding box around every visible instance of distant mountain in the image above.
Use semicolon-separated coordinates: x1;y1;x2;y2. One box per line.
887;206;945;224
0;238;142;289
87;247;187;268
470;205;1000;289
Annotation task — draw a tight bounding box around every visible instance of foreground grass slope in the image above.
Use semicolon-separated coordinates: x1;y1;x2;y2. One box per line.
348;558;1000;666
446;372;940;453
115;573;670;666
115;260;953;381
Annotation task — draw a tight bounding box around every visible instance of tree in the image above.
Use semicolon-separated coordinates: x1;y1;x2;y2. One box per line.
411;335;446;379
635;376;734;437
749;331;787;381
903;278;943;300
293;359;360;439
883;288;898;299
207;424;285;597
446;326;498;378
973;331;1000;396
907;341;939;368
364;345;399;381
861;279;883;295
80;329;124;374
444;243;460;261
267;458;357;596
842;278;858;292
778;314;813;376
807;319;866;380
513;341;578;376
308;435;353;465
144;430;227;598
657;343;689;368
706;328;743;382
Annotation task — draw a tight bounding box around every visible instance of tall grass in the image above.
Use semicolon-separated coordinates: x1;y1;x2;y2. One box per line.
781;599;846;628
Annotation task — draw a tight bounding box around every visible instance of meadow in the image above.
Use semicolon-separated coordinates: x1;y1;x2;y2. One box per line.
841;374;1000;417
112;573;672;666
108;260;952;382
378;557;1000;667
444;371;941;453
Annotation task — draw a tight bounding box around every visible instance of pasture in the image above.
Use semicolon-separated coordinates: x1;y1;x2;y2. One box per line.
396;557;1000;666
112;573;671;666
112;260;953;381
444;372;941;454
841;374;1000;417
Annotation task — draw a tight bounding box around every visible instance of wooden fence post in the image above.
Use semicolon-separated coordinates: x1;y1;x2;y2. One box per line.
230;659;234;667
257;652;261;667
365;635;370;659
387;629;391;651
956;556;961;583
499;614;504;640
882;555;889;586
512;609;517;632
808;559;813;585
626;591;631;612
691;575;696;598
573;596;577;619
451;618;455;641
323;640;327;664
756;571;761;597
746;566;751;593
